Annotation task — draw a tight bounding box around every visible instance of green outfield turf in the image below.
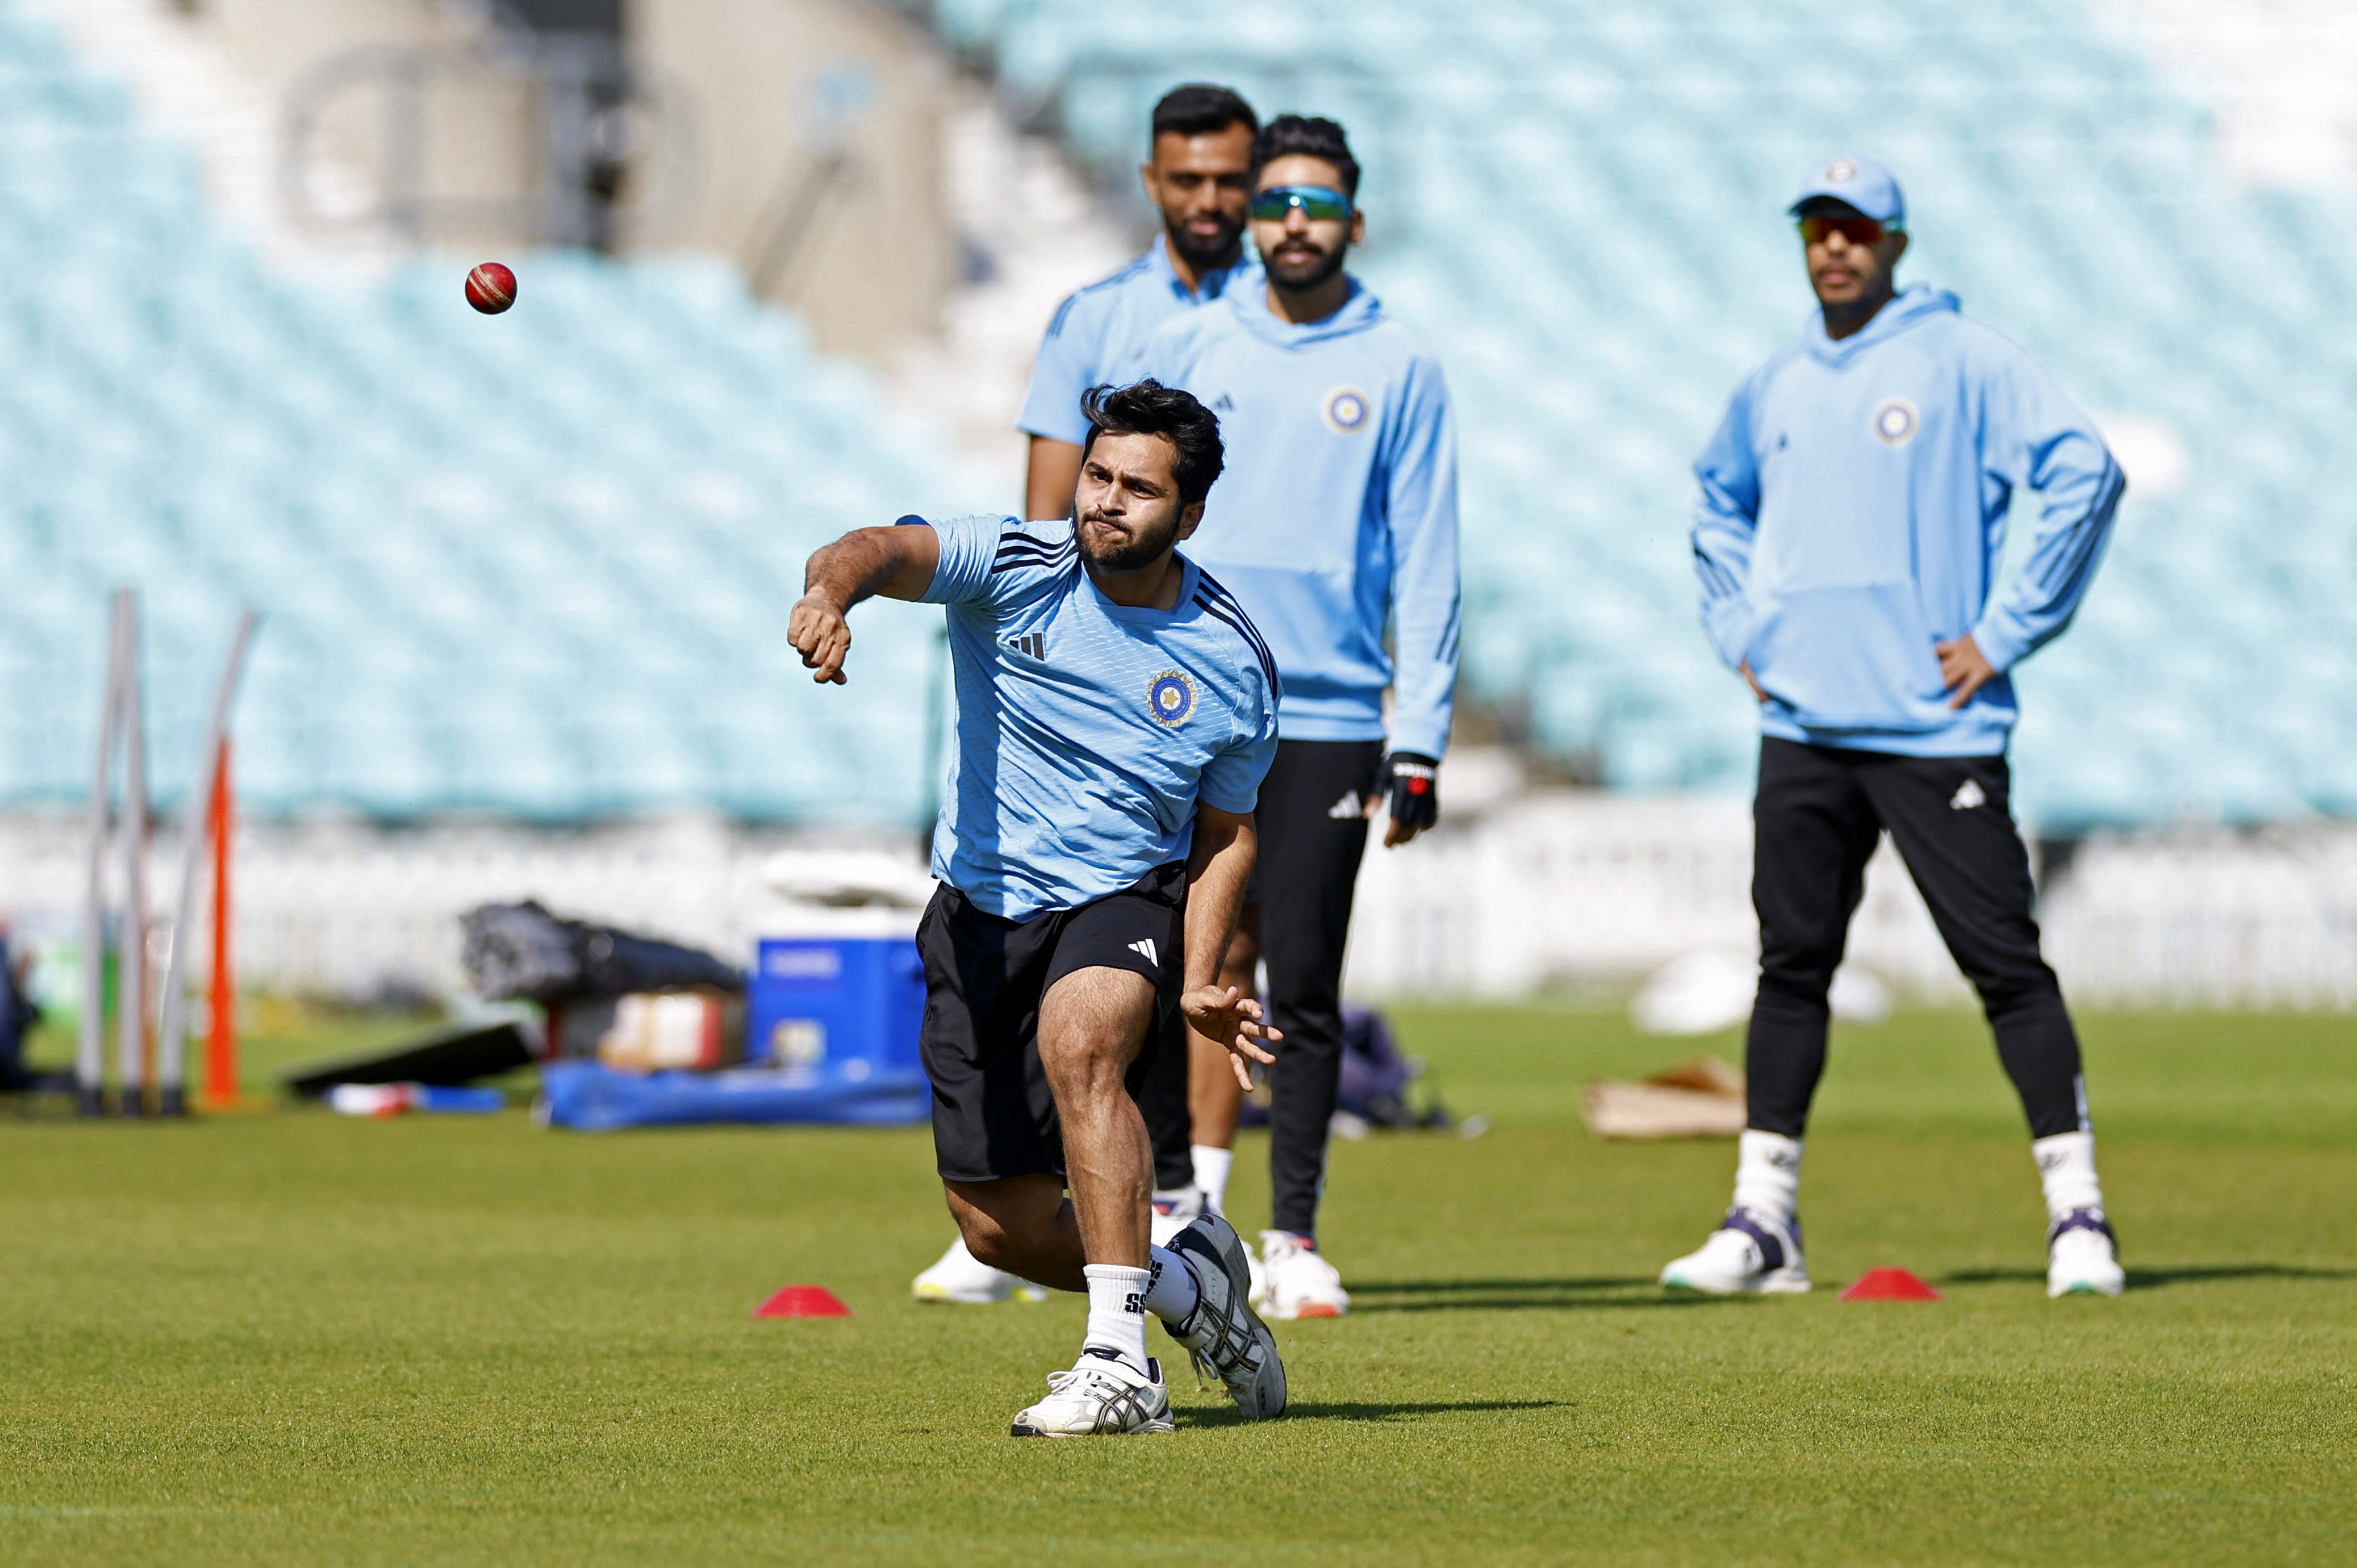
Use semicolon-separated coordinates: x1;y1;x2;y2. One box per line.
4;1006;2352;1566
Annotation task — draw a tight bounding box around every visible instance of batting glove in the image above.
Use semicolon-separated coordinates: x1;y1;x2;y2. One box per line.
1378;751;1439;835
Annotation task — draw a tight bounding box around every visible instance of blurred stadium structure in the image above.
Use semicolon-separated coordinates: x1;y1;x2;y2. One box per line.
0;0;2350;1011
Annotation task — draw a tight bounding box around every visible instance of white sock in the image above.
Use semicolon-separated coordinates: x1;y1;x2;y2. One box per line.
1190;1144;1233;1215
1144;1244;1200;1327
1081;1264;1150;1373
1731;1130;1804;1223
2032;1131;2105;1223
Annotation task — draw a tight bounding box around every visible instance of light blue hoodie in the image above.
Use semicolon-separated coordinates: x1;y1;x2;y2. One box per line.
1692;283;2125;756
1018;241;1258;448
1125;279;1460;758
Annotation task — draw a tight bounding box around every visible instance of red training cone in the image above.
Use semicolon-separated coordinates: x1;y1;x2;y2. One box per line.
753;1285;852;1318
1839;1266;1942;1301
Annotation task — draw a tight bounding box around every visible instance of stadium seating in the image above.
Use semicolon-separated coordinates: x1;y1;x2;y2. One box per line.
910;0;2357;829
0;0;946;823
9;1;2353;833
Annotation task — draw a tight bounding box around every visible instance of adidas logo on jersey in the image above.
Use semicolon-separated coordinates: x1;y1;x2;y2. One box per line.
1211;393;1234;413
1127;938;1158;967
1950;779;1988;811
1328;790;1361;819
1008;632;1046;659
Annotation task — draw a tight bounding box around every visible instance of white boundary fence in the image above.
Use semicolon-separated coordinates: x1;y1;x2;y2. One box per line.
1343;793;2357;1009
0;797;2350;1010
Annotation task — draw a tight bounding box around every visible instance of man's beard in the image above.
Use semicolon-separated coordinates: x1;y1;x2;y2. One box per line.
1165;210;1244;271
1265;237;1348;294
1076;510;1182;572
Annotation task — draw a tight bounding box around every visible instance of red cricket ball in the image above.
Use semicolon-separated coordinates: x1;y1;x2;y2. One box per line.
465;262;517;315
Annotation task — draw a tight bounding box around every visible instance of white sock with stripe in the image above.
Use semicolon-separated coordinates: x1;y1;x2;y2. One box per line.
1081;1264;1150;1373
1731;1130;1803;1224
1143;1244;1200;1327
2032;1131;2105;1224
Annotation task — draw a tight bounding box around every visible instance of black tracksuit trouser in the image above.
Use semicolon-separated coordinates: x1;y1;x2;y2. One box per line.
1134;739;1381;1234
1748;737;2088;1140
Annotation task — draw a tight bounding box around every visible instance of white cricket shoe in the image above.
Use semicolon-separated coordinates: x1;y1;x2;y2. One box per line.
911;1237;1046;1305
1150;1186;1205;1249
2047;1209;2124;1297
1257;1230;1350;1320
1660;1209;1811;1295
1010;1352;1175;1437
1164;1212;1286;1420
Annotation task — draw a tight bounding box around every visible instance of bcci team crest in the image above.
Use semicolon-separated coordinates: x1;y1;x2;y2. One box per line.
1825;158;1857;183
1148;670;1196;726
1322;386;1372;434
1871;396;1919;447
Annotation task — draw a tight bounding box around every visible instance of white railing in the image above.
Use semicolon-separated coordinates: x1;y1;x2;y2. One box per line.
0;798;2350;1010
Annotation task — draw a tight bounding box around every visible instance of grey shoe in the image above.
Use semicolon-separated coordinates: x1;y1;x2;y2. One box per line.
1165;1212;1288;1420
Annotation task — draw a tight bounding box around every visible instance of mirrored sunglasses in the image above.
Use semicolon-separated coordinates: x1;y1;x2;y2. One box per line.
1798;214;1897;247
1249;185;1353;222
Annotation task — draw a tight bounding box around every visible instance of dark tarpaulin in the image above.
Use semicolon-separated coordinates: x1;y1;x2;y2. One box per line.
460;901;743;1004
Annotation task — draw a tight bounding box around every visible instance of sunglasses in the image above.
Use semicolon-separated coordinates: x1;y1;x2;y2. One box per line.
1249;185;1353;222
1798;214;1898;247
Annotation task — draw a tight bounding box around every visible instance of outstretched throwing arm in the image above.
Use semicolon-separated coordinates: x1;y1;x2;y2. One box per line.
1180;804;1281;1088
788;523;942;684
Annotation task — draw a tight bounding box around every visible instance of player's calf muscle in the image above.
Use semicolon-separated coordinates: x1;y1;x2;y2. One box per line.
945;1175;1079;1286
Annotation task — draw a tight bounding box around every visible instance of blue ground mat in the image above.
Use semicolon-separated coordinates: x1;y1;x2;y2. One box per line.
536;1061;929;1130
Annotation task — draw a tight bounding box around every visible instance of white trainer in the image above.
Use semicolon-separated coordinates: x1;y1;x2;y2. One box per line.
1150;1186;1205;1249
2047;1209;2124;1297
1257;1230;1350;1319
1660;1209;1811;1295
1010;1352;1175;1437
911;1237;1046;1305
1165;1213;1286;1419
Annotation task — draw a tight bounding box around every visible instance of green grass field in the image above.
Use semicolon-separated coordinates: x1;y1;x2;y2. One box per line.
5;1006;2353;1565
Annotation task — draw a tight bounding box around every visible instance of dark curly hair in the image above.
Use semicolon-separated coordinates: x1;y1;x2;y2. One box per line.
1252;114;1360;196
1152;83;1258;142
1079;380;1225;508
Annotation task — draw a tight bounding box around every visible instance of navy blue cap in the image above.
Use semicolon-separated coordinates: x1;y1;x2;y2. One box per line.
1788;153;1905;227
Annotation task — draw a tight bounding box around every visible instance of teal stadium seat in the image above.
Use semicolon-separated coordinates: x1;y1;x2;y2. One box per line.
0;0;946;823
873;0;2357;827
6;0;2352;829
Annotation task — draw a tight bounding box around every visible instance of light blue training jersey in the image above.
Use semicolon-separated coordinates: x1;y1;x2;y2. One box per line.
1691;283;2124;756
1123;280;1461;758
1017;241;1259;448
914;513;1281;923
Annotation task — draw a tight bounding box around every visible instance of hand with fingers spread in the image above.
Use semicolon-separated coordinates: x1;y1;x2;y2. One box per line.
787;593;853;684
1183;983;1281;1090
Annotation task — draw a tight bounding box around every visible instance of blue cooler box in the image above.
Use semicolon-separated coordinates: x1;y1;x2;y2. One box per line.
747;924;925;1078
537;904;933;1132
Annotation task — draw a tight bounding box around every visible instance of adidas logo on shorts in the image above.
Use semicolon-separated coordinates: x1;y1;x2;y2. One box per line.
1950;779;1988;811
1127;938;1158;967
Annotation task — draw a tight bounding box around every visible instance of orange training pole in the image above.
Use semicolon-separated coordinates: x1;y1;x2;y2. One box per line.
204;737;236;1106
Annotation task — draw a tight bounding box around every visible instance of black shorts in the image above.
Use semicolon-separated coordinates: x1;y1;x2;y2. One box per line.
918;862;1186;1184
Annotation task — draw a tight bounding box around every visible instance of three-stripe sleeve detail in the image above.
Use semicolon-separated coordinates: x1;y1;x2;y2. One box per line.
1192;584;1280;697
992;535;1077;574
1692;542;1742;600
2030;453;2124;607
